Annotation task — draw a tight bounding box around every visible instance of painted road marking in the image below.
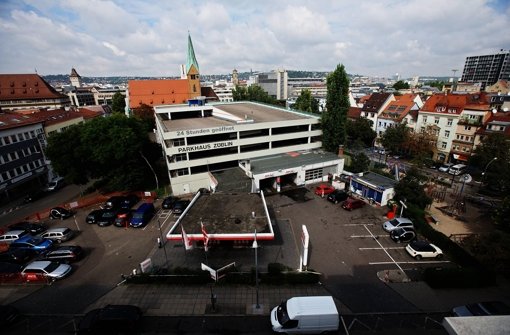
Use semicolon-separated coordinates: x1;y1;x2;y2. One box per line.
369;260;451;265
359;247;405;250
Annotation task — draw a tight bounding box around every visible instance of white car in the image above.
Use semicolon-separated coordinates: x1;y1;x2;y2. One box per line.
22;260;72;280
438;163;453;172
382;217;414;232
0;230;29;244
405;240;443;260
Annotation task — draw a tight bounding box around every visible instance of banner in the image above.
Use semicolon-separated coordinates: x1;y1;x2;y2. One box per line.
181;225;193;250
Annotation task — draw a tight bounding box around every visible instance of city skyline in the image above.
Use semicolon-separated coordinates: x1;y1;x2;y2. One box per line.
1;0;509;78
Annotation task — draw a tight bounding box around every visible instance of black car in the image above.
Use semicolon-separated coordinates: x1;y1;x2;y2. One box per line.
40;246;84;263
162;196;177;210
8;222;47;235
120;194;140;209
0;249;34;264
86;209;106;224
97;210;118;227
172;200;190;215
390;227;416;243
49;207;73;220
104;196;126;210
78;304;142;334
326;190;349;204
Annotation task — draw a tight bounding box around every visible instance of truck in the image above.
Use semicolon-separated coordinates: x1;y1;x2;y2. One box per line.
271;296;339;334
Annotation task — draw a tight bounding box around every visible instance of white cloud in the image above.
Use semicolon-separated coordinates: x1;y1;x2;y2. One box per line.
0;0;509;77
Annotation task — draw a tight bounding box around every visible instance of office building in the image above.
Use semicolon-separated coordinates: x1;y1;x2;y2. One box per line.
460;51;510;89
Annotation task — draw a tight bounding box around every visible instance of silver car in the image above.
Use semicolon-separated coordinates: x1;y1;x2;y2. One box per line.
382;217;414;232
40;228;74;243
22;260;72;280
0;230;29;244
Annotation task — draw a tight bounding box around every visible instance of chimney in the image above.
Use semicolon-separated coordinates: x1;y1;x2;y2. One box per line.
338;145;344;157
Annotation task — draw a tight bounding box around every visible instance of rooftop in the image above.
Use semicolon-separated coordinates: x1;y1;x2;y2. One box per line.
250;150;341;175
352;172;397;190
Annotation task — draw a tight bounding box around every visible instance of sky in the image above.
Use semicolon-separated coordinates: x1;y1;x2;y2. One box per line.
1;0;509;78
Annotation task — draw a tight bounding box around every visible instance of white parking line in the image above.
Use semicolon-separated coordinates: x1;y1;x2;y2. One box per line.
369;260;451;265
351;234;385;238
359;247;405;250
363;225;406;273
344;223;374;226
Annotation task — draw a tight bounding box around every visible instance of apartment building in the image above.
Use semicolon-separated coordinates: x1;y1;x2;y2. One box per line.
460;51;510;89
360;92;394;131
376;94;422;136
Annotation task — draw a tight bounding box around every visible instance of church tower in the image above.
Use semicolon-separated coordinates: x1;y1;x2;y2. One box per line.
70;68;82;87
186;34;201;98
232;69;239;86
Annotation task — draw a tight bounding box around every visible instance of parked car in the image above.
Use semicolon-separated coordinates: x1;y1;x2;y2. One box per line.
40;228;74;244
448;163;467;176
0;249;34;264
382;217;414;232
162;196;177;210
438;163;453;172
314;184;336;197
390;227;417;243
0;230;29;244
130;203;155;228
341;197;365;211
22;260;72;280
97;210;118;227
405;240;443;260
78;304;142;334
85;209;105;224
327;190;349;204
39;246;83;263
9;236;53;253
452;301;510;317
114;209;132;228
49;207;73;220
120;194;140;209
8;222;47;235
45;177;65;192
104;196;126;210
172;200;190;215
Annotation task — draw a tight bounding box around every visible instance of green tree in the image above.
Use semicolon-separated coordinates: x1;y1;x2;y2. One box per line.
45;114;160;191
428;81;446;89
346;118;376;149
349;152;370;173
294;89;319;114
469;133;510;193
394;167;432;210
393;80;409;90
322;64;350;152
232;85;277;105
111;91;126;114
380;123;410;154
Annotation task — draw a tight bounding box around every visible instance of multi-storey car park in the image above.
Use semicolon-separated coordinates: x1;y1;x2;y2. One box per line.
154;99;344;195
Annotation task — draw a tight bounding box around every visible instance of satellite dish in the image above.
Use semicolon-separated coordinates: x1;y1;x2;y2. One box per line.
463;174;472;183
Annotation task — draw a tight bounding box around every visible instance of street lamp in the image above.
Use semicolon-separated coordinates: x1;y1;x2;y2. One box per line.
252;230;260;309
480;157;497;192
139;151;159;190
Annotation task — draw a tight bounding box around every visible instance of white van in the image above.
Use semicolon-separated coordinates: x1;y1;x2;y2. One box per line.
271;296;339;334
448;164;467;176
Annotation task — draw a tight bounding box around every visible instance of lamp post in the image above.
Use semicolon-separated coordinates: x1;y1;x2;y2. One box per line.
479;157;497;192
140;151;159;190
157;219;169;269
252;230;260;309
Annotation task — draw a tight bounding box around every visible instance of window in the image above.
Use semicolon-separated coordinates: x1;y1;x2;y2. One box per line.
444;130;450;138
441;142;447;149
175;153;187;162
447;119;453;126
1;172;9;181
173;138;185;147
4;136;10;145
434;117;440;124
422;116;428;123
11;135;17;143
464;126;471;131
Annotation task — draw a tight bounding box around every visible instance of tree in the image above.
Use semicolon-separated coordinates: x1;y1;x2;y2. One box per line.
349;152;370;173
45;114;160;191
322;64;350;152
294;89;319;114
404;125;436;162
346;118;376;149
393;80;409;90
111;91;126;114
469;133;510;193
132;104;155;131
232;85;277;105
428;81;446;89
394;167;432;210
380;123;410;154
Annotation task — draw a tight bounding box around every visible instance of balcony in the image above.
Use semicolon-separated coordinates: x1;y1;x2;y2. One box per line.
457;117;483;127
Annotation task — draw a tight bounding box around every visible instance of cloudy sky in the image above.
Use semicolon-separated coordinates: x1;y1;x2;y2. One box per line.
1;0;509;78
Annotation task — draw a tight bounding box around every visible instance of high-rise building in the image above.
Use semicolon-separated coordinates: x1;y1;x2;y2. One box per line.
460;51;510;89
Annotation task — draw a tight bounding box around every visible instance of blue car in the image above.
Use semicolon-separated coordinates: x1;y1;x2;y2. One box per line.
9;236;53;253
130;203;155;228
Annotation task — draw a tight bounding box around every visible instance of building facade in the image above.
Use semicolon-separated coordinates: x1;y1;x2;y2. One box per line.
154;101;325;195
253;69;288;100
460;51;510;89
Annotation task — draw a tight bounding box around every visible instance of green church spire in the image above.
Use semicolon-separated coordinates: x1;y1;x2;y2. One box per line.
186;33;199;74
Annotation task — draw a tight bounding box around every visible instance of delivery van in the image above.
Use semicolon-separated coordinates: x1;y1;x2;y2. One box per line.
271;296;339;334
448;164;467;176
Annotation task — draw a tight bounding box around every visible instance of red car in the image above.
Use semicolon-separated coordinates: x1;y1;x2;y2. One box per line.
341;197;365;211
314;184;336;197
